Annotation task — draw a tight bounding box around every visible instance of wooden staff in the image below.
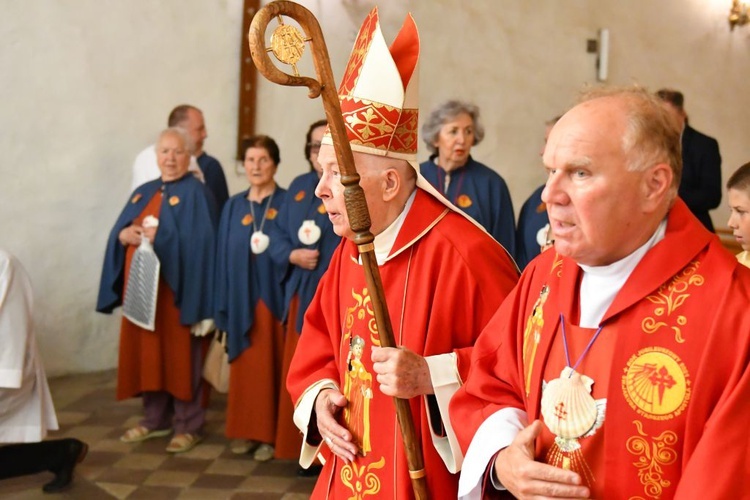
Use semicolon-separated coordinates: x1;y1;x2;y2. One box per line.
248;2;428;499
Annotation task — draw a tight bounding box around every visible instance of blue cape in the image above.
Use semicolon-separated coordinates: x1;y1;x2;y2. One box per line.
214;187;288;361
197;152;230;211
420;155;516;255
267;171;341;332
96;174;219;326
515;184;548;269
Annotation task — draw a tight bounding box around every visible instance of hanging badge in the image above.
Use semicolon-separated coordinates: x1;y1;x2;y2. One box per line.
250;231;270;254
298;220;321;245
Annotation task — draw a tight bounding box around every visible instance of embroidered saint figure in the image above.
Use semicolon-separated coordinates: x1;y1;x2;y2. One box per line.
523;284;549;395
343;335;373;455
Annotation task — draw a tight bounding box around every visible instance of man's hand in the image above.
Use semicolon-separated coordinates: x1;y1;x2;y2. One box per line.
371;346;432;399
290;248;320;270
118;225;143;246
314;389;357;463
494;420;590;499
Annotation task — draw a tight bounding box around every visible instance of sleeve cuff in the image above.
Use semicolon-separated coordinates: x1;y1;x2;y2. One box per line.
458;407;528;499
292;379;339;468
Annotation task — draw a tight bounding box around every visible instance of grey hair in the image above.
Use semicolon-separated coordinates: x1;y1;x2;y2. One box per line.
157;127;195;155
577;86;682;191
421;100;485;155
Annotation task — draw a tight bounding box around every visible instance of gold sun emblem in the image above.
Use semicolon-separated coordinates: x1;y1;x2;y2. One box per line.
622;347;690;420
266;19;310;77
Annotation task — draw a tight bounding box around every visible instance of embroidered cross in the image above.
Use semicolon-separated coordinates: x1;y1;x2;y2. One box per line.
554;402;568;420
648;365;676;405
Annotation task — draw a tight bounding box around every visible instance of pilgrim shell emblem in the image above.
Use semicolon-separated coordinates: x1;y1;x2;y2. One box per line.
317;204;327;214
267;208;278;220
131;193;142;204
241;214;254;226
294;190;306;202
169;196;180;206
621;347;690;420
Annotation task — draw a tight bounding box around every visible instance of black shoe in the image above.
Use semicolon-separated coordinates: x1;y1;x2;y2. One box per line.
42;438;88;494
297;464;323;477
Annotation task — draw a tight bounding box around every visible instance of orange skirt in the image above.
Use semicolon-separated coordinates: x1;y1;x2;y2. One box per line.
225;300;300;458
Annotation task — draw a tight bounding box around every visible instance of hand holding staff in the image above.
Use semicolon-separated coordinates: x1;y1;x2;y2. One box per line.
248;3;428;498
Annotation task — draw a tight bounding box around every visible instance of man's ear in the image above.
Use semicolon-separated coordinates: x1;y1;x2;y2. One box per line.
643;162;673;210
382;168;401;202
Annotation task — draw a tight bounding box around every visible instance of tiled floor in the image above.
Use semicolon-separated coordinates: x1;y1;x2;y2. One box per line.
0;370;316;499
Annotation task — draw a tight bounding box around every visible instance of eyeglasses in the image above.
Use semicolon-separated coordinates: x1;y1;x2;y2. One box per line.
307;141;322;152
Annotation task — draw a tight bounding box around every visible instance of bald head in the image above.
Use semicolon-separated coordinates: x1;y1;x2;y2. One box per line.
541;88;678;266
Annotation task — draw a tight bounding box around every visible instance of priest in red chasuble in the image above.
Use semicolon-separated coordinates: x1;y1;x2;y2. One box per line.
285;7;519;499
451;87;750;499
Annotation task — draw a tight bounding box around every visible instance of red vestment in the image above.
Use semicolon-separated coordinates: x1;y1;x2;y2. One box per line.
287;189;519;499
451;199;750;498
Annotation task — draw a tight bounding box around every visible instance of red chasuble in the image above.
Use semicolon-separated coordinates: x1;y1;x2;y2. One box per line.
287;189;519;499
452;199;750;498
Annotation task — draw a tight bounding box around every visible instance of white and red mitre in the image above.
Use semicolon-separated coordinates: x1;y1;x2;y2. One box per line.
324;7;499;241
322;7;419;163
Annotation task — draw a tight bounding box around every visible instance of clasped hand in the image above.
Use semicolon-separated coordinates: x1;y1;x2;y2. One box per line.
494;420;591;499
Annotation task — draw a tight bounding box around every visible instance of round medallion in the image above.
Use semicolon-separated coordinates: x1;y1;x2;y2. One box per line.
250;231;270;254
621;346;690;420
536;223;551;247
270;24;306;65
298;220;321;245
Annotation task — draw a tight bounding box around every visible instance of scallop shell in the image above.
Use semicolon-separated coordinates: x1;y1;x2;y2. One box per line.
541;367;598;439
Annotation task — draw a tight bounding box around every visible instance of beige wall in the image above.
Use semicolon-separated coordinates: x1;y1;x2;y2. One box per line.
0;0;747;375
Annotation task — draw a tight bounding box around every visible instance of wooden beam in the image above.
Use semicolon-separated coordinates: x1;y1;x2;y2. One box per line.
237;0;261;160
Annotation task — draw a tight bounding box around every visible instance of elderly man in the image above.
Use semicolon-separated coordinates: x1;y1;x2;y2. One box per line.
131;104;229;209
451;87;750;499
285;8;519;499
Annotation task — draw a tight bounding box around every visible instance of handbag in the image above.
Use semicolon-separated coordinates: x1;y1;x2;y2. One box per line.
202;330;230;393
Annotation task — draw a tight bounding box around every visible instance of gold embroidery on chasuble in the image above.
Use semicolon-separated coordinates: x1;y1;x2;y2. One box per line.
643;260;704;343
342;288;379;457
626;420;678;499
523;284;550;396
340;456;386;499
622;347;690;421
551;252;563;278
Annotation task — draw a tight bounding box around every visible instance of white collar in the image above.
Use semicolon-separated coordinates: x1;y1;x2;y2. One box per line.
577;219;667;328
370;190;417;265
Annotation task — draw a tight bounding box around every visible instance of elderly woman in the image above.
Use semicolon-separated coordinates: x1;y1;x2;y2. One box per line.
268;119;340;462
420;100;516;255
214;135;291;462
97;127;218;454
